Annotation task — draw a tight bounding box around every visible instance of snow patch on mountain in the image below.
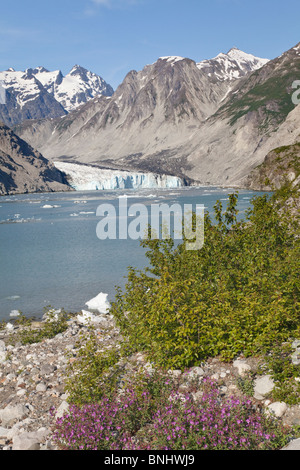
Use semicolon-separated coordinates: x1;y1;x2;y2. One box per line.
159;56;185;64
54;161;183;191
0;69;42;108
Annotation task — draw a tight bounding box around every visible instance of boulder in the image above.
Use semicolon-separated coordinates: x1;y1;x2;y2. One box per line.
282;438;300;450
12;428;50;450
0;404;29;427
233;359;251;376
266;402;288;418
55;400;69;419
253;375;275;400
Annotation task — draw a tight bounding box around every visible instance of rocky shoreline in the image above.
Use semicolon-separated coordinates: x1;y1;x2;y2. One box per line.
0;313;300;451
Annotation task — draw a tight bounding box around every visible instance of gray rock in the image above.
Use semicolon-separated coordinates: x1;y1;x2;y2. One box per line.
192;391;203;401
211;373;219;381
36;382;47;392
282;405;300;427
6;424;25;440
266;402;288;418
5;373;16;382
167;369;182;378
55;401;69;418
11;427;50;450
190;366;205;377
0;404;29;427
0;426;9;439
12;433;40;451
233;359;251;376
254;375;275;400
184;367;205;382
292;340;300;349
291;352;300;366
282;438;300;450
0;351;6;364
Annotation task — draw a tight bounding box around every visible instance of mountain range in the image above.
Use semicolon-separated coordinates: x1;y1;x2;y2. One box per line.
1;43;300;194
0;65;114;126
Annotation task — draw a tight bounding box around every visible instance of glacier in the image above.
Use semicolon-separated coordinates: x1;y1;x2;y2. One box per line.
54;161;183;191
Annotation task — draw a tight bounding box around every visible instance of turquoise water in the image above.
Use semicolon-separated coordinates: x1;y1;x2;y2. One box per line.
0;186;267;321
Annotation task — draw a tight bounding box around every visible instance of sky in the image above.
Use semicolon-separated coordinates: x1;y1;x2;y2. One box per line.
0;0;299;90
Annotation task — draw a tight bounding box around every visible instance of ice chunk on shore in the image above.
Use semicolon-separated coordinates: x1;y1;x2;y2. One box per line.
85;292;111;314
42;308;62;321
76;310;110;325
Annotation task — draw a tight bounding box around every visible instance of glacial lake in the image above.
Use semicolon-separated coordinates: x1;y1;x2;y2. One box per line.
0;186;268;321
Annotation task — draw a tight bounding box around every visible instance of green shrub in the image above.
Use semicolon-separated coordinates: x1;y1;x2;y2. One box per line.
8;308;70;346
110;191;300;369
64;327;123;405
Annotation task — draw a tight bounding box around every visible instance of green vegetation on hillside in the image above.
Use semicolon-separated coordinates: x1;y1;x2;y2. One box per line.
227;73;297;127
215;54;300;129
246;142;300;193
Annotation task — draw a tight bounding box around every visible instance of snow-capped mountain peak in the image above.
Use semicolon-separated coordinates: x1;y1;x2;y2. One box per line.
69;64;89;77
53;65;114;112
226;47;269;68
197;47;269;81
30;65;114;112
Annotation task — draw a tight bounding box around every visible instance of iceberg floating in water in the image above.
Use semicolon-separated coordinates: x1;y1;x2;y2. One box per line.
54;161;183;191
9;310;20;317
85;292;111;314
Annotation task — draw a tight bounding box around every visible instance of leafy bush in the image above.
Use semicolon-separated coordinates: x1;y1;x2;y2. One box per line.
110;191;300;369
261;342;300;405
8;308;70;346
64;327;123;405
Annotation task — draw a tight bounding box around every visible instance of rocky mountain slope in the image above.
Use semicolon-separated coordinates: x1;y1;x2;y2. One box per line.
245;142;300;191
0;66;113;126
11;43;300;188
0;122;71;195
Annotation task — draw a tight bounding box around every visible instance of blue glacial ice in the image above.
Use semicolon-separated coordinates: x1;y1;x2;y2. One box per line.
54;161;183;191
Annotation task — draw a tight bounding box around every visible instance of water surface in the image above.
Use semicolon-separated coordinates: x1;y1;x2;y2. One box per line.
0;186;267;321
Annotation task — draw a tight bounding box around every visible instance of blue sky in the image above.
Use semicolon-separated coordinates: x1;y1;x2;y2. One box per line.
0;0;299;90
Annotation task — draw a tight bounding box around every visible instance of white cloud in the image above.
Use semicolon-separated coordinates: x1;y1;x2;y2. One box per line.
92;0;111;5
84;0;141;18
91;0;141;8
